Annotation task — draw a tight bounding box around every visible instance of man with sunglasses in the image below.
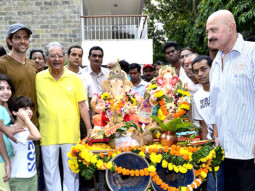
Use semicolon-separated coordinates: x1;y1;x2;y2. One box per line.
36;42;92;191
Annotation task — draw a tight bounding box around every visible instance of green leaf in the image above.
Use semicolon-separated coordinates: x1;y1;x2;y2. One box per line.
151;116;166;130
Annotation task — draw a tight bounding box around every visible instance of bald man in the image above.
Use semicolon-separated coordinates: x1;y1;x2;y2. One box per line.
207;10;255;191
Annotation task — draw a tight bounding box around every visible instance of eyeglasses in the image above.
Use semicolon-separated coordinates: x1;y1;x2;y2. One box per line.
48;53;65;59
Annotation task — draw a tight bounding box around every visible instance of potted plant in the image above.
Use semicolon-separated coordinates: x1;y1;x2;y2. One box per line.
150;117;198;147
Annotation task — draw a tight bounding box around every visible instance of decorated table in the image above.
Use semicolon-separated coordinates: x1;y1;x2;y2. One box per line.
68;62;224;190
68;142;224;191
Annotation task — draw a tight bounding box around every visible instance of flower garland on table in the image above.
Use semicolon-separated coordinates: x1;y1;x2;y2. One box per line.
68;143;224;190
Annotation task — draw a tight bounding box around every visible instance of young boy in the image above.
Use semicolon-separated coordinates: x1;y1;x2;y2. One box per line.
8;96;41;191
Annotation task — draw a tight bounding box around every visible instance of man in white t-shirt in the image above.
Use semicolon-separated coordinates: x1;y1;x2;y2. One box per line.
192;55;224;191
192;55;213;139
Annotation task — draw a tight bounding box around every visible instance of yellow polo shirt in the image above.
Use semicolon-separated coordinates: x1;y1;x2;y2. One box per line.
36;69;87;145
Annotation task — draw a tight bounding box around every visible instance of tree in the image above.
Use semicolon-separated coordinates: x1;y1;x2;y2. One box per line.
144;0;255;61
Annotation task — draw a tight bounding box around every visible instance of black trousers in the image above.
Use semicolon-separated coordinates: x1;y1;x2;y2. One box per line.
224;158;255;191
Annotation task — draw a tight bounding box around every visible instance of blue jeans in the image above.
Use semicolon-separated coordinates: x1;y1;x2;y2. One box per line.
207;163;224;191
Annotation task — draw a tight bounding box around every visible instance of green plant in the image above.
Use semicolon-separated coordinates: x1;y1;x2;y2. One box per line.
150;116;197;132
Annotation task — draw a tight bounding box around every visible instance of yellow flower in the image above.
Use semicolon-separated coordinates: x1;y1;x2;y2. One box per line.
130;97;136;105
96;160;104;169
107;162;113;169
183;91;191;97
214;166;220;172
158;109;166;121
101;92;110;100
168;163;173;171
148;165;156;172
173;165;179;173
139;151;145;158
112;153;117;158
179;166;187;174
156;132;161;138
180;104;190;111
81;149;93;162
67;151;72;158
156;154;162;163
181;187;187;191
201;171;207;179
148;84;157;91
150;153;157;163
154;90;164;98
162;160;168;168
184;163;193;170
91;155;98;164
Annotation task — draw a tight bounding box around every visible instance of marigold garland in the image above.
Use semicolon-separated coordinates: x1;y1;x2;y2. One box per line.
67;143;224;190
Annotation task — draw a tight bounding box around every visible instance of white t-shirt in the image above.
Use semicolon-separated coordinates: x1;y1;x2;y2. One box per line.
193;88;213;140
9;127;37;178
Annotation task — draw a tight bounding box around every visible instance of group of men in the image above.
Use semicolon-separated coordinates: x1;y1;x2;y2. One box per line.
0;9;254;191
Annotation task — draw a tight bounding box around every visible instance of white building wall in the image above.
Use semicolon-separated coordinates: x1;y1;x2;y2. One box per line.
82;39;153;66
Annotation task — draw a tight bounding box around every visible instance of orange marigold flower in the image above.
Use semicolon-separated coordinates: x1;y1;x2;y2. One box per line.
164;146;169;153
71;148;76;156
130;170;135;176
107;150;112;157
117;167;122;174
99;152;104;159
170;149;176;155
144;168;149;176
114;165;118;171
126;170;130;176
188;146;193;152
118;147;123;152
163;184;168;190
191;183;195;189
156;179;163;185
113;149;117;153
140;169;145;176
153;148;158;153
152;175;159;182
159;148;164;153
195;179;201;186
171;145;177;150
160;182;165;189
176;145;181;151
183;154;189;160
141;146;146;153
100;163;107;170
150;171;156;177
148;148;153;154
122;169;126;175
134;145;139;150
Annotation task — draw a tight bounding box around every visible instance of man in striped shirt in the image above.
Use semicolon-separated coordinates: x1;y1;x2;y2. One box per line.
206;10;255;190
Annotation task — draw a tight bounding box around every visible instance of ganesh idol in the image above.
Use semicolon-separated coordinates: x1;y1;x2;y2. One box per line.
90;61;143;138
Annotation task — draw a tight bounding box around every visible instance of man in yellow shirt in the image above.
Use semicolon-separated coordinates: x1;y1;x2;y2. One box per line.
36;42;92;191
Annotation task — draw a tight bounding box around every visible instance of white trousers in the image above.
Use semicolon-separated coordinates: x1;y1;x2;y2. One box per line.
41;144;79;191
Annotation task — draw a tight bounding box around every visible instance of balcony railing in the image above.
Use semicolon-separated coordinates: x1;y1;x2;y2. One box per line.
81;15;148;40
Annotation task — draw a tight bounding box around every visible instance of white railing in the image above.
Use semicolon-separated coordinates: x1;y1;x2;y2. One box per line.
81;15;148;40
